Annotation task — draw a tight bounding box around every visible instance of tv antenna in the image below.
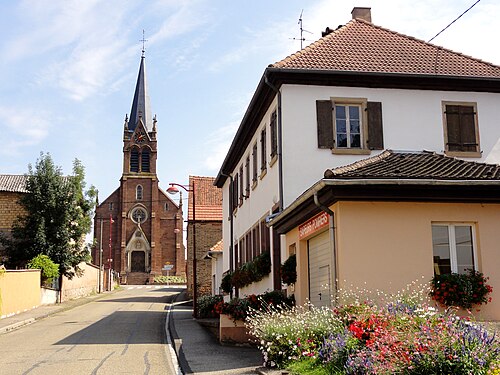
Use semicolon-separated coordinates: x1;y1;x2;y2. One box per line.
290;10;313;49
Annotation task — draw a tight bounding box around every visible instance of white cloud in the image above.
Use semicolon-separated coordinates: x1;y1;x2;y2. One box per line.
0;106;51;155
203;121;239;171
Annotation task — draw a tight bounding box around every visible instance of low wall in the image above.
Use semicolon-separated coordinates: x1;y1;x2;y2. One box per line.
0;269;40;319
219;314;253;344
61;262;99;302
41;287;58;305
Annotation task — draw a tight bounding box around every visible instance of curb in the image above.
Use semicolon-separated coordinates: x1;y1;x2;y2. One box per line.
165;290;188;375
0;318;36;334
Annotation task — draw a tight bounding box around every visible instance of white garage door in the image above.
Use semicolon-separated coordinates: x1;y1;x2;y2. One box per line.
308;230;331;307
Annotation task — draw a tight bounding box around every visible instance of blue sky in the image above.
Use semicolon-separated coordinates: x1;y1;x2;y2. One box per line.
1;0;499;202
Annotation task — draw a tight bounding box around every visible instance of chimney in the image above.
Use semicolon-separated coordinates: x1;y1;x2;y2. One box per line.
351;7;372;23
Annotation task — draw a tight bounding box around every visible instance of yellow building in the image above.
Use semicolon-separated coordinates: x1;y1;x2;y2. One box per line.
270;150;500;320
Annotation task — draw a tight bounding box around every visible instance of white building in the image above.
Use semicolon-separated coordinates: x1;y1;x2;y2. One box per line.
214;7;500;299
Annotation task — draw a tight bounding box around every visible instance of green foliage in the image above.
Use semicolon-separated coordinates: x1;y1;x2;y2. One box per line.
27;254;59;285
153;275;186;284
220;272;232;294
215;290;295;322
197;294;223;318
227;251;272;290
429;270;493;309
3;153;96;279
281;254;297;285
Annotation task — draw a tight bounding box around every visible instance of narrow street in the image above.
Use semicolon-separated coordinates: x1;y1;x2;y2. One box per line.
0;286;181;375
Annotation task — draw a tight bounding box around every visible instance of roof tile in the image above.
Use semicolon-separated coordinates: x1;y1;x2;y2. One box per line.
0;175;27;193
273;20;500;78
188;176;222;221
324;150;500;180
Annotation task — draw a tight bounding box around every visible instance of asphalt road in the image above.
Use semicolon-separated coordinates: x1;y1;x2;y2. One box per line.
0;286;181;375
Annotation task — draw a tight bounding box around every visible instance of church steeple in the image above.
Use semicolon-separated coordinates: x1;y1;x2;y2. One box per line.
128;55;152;132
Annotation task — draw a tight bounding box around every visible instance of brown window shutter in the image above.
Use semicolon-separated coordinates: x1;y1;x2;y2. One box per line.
367;101;384;150
459;106;477;152
316;100;334;148
445;105;462;151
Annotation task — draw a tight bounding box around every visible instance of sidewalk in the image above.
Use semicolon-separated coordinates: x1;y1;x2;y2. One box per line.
0;291;113;335
169;290;263;375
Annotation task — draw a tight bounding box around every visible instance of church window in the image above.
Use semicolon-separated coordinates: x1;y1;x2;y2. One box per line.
130;149;139;172
164;202;169;211
108;202;113;211
136;185;143;200
141;149;150;172
131;207;147;224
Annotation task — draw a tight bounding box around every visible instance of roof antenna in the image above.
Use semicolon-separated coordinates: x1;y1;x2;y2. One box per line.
291;10;313;49
140;29;148;57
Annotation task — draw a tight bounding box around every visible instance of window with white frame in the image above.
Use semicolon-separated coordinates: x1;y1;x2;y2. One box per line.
432;223;476;276
316;98;383;152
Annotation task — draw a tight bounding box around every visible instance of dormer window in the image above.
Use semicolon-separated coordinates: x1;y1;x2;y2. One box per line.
136;185;143;200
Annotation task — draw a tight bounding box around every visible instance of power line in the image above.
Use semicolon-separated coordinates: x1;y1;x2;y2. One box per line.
428;0;481;43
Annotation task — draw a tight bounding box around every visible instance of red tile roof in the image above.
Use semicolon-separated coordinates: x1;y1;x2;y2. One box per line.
188;176;222;221
273;19;500;78
324;150;500;180
210;239;223;252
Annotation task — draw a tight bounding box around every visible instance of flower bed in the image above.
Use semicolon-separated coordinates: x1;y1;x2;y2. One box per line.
246;283;500;374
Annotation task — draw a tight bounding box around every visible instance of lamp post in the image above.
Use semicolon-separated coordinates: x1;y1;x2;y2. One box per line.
167;181;197;318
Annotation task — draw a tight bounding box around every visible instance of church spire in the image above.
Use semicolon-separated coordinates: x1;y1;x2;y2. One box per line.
128;54;152;132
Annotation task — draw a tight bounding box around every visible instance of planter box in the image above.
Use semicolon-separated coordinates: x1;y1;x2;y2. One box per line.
219;314;253;344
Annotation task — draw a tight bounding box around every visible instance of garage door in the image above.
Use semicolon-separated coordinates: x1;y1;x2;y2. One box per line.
308;230;331;307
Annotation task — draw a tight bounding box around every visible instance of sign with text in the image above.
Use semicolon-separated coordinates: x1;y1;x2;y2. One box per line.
299;212;329;240
163;264;174;271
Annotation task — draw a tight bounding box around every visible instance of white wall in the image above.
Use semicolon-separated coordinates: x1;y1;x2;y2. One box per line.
281;84;500;207
221;82;500;295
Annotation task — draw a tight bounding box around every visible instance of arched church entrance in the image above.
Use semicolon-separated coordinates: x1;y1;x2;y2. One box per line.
131;251;146;272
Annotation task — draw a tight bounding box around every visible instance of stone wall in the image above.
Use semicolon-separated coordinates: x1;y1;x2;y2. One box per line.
186;221;222;298
61;262;99;302
0;191;25;261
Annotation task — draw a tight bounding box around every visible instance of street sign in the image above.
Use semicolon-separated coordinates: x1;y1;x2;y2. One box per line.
162;264;174;271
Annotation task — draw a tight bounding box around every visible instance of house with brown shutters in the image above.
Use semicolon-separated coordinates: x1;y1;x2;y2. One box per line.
214;7;500;314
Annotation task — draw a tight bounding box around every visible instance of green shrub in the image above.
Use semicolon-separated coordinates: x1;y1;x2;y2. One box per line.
153;275;186;284
27;254;59;285
220;272;232;294
197;295;223;318
281;254;297;285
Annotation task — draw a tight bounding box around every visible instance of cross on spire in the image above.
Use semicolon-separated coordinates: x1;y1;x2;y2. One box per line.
140;30;148;57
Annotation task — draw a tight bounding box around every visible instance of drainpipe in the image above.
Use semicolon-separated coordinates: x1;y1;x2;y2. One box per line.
313;192;339;301
220;172;234;299
264;74;284;211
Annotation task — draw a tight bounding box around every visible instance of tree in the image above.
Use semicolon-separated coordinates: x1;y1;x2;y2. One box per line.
4;153;96;278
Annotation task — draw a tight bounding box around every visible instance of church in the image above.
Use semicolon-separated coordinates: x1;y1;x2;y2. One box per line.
92;53;185;285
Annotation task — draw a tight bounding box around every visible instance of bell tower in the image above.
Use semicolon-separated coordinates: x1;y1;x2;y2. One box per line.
92;50;185;286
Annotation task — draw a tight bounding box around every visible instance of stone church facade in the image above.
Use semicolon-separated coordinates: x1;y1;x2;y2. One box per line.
92;55;185;284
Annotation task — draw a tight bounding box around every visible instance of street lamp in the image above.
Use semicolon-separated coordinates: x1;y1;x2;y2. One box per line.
167;181;197;318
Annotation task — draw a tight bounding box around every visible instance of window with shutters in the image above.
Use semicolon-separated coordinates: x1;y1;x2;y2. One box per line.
252;142;258;187
442;102;480;157
316;98;383;154
231;173;239;214
239;165;244;205
260;128;267;175
245;156;250;197
270;110;278;162
432;223;477;276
